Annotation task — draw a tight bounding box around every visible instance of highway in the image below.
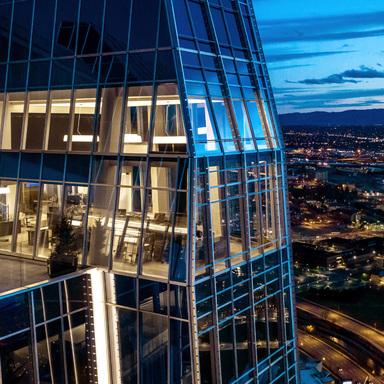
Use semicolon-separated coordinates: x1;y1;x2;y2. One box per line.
297;300;384;354
299;330;381;384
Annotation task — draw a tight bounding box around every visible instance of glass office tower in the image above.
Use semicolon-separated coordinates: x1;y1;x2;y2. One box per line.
0;0;298;383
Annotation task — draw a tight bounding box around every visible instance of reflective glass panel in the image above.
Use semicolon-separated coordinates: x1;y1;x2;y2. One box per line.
0;180;17;253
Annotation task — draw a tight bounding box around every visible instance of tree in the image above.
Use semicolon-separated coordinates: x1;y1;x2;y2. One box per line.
51;217;79;259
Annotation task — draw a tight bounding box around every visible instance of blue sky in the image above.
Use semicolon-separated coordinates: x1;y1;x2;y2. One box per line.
254;0;384;113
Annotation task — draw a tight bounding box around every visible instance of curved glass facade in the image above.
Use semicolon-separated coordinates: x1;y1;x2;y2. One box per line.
0;0;298;383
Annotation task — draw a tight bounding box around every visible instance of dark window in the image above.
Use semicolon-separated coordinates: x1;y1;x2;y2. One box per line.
103;1;131;52
20;153;41;179
10;0;33;61
172;0;193;36
0;3;12;62
129;0;158;50
31;0;56;59
189;2;209;40
66;155;90;183
0;152;19;178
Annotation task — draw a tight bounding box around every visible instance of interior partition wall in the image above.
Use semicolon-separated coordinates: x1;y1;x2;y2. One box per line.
0;0;299;383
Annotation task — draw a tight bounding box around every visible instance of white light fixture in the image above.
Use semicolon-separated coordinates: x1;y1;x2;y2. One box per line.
124;134;143;143
197;127;208;135
153;136;187;144
63;135;99;143
90;269;111;384
0;187;10;195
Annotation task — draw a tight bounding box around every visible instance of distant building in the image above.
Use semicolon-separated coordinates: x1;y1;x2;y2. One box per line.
300;360;335;384
370;270;384;285
315;170;328;182
294;237;384;268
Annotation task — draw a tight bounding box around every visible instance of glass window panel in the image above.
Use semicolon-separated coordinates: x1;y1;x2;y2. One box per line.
62;184;88;256
169;320;192;382
232;100;255;150
37;183;63;258
139;279;168;314
0;330;34;384
246;101;270;150
0;152;18;179
0;3;12;62
188;98;220;155
77;0;103;55
35;321;66;384
15;182;39;256
97;87;124;153
51;58;74;88
42;154;65;181
169;285;188;319
20;153;41;180
198;331;215;384
106;273;136;308
140;312;168;384
219;323;236;384
210;200;228;272
53;0;79;57
172;0;193;36
103;1;131;52
47;90;72;151
120;158;147;188
112;186;143;274
224;11;244;48
211;100;237;152
28;60;50;89
123;86;152;154
31;0;55;59
0;293;29;337
152;84;186;154
70;89;97;152
7;62;28;91
141;161;181;279
87;185;115;267
91;157;118;185
195;204;211;278
189;2;210;40
65;275;88;311
157;1;171;48
65;155;90;183
255;300;268;360
228;198;244;259
129;0;158;50
1;92;25;150
170;189;188;282
100;54;126;85
141;187;175;279
24;91;48;150
115;308;138;383
10;0;33;61
0;180;16;253
211;8;229;46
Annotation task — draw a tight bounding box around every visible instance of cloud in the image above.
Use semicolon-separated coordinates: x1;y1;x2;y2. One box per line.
273;88;384;110
267;50;353;62
269;64;313;71
291;74;359;85
259;11;384;44
292;66;384;85
264;28;384;44
342;66;384;79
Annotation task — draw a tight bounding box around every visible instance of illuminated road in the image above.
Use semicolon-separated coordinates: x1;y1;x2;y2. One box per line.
299;330;381;384
297;300;384;354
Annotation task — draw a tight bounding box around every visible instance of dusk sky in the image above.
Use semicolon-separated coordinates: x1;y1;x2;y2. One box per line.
254;0;384;114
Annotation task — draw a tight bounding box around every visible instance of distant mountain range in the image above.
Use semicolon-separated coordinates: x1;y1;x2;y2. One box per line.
279;109;384;126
